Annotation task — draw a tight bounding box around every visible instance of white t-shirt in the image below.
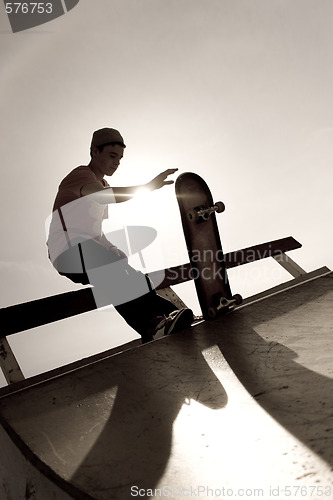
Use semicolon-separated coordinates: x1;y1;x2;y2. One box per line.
47;166;115;267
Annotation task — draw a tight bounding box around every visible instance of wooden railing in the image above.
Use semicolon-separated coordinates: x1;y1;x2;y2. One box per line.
0;236;302;384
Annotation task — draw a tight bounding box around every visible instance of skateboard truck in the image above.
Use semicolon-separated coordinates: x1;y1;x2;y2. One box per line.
187;201;225;222
208;293;243;318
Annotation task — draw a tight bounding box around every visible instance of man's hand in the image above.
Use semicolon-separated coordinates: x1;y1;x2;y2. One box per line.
81;168;179;204
147;168;178;191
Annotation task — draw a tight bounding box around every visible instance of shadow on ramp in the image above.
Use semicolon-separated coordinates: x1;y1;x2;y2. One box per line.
0;334;228;500
0;273;332;498
69;337;228;498
207;273;333;469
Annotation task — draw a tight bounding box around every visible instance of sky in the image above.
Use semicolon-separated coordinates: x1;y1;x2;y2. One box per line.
0;0;332;385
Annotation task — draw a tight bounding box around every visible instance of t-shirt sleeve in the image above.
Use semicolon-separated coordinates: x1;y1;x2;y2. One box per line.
62;167;98;197
53;167;100;210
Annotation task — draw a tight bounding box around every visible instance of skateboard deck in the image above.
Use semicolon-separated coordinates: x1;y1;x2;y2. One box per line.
175;172;242;319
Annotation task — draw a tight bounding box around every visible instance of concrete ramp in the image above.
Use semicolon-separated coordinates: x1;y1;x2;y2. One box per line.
0;271;332;499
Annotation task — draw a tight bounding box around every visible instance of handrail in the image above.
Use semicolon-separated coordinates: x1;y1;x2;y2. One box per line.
1;237;301;337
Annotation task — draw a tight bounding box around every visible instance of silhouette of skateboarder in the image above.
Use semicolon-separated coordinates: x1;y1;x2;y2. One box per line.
47;128;193;343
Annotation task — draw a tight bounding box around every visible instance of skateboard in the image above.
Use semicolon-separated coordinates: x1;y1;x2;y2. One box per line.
175;172;242;319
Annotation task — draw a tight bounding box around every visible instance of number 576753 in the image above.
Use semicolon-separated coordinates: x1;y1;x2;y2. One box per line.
5;3;53;14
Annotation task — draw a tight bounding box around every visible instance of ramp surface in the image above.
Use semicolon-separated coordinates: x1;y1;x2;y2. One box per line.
0;272;332;499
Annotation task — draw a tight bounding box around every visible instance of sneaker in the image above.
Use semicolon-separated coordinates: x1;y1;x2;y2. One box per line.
142;315;167;340
164;308;194;336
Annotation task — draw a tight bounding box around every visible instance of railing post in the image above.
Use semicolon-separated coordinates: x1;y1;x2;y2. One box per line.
0;337;25;385
272;253;306;278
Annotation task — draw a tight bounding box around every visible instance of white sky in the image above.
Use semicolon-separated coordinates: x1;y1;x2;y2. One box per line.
0;0;332;384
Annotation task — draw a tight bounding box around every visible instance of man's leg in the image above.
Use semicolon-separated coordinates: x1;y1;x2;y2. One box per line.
56;240;182;342
114;285;176;343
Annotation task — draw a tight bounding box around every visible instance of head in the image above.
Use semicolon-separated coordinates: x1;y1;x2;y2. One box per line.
89;128;126;178
90;128;126;156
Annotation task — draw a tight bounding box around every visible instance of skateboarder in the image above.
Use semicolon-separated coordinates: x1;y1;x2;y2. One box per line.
47;127;193;343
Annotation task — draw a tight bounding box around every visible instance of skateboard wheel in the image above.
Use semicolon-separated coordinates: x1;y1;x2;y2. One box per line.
187;209;197;222
215;201;225;213
232;294;243;305
207;307;217;319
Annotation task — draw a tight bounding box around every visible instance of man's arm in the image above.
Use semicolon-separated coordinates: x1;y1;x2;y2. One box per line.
80;168;178;203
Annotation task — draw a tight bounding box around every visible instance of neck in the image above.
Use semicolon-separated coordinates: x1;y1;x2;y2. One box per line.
88;160;104;181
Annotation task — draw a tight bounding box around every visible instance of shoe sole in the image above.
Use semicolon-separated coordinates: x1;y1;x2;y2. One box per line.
165;309;193;335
